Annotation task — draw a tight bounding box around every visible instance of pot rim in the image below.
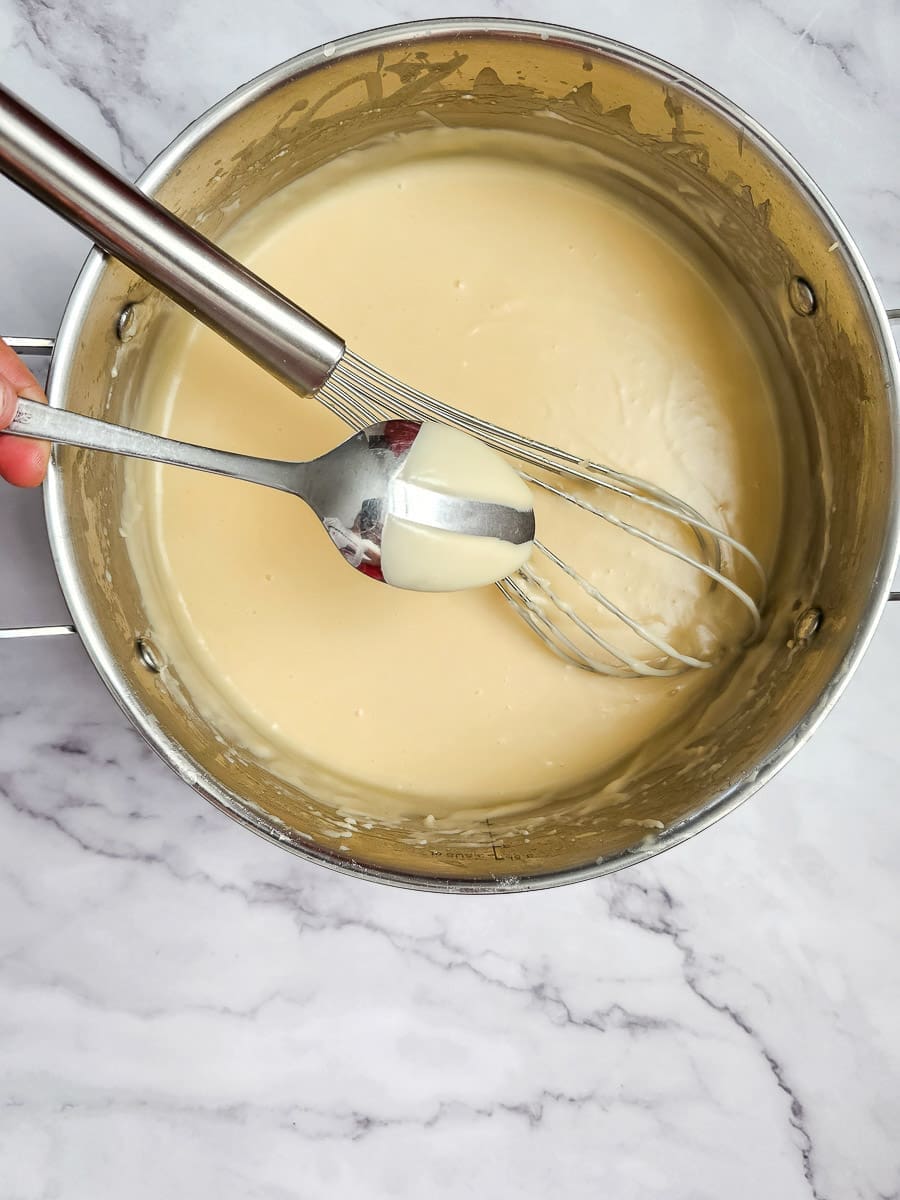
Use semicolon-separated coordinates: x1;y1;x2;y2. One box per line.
42;17;900;893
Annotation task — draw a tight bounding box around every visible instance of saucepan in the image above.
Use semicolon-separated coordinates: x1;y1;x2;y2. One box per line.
1;18;898;892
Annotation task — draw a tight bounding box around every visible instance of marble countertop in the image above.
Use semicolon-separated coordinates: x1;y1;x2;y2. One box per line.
1;1;899;1197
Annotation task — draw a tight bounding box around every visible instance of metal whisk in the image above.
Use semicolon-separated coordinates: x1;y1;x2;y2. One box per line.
0;84;765;677
320;352;765;678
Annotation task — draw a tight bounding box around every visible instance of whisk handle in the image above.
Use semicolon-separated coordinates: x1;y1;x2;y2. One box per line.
0;84;344;395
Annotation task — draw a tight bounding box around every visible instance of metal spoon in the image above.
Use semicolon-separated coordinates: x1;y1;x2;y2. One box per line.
6;400;535;590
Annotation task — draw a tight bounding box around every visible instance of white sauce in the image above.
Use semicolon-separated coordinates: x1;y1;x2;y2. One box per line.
124;128;785;818
381;421;534;591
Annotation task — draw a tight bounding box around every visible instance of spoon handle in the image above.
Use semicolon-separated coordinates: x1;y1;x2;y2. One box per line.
7;397;295;493
0;84;344;394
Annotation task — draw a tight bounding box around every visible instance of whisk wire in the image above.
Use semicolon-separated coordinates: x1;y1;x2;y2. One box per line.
529;542;713;671
496;573;680;678
522;474;763;638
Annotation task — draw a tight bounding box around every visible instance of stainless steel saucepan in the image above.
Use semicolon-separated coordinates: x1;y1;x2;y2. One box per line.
1;19;898;892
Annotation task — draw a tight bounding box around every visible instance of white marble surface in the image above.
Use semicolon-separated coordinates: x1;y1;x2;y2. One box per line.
1;1;899;1196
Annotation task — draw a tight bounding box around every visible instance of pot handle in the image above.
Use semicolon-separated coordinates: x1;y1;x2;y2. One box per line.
0;334;76;641
4;336;54;357
890;309;900;602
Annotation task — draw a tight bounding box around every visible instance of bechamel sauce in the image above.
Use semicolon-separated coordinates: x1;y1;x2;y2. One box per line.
125;129;784;819
380;421;534;591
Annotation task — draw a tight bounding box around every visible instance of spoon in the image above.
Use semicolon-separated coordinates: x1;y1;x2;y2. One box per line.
6;399;535;592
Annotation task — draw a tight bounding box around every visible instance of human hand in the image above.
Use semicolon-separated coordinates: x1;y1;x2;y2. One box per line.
0;338;50;486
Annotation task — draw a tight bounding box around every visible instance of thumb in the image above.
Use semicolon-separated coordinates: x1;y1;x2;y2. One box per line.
0;374;17;428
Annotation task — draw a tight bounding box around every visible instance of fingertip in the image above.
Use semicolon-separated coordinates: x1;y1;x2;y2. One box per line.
0;376;17;427
0;339;45;400
0;436;50;487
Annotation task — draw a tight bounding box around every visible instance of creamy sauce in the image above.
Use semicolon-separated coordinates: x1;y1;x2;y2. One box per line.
125;129;784;819
380;421;534;591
